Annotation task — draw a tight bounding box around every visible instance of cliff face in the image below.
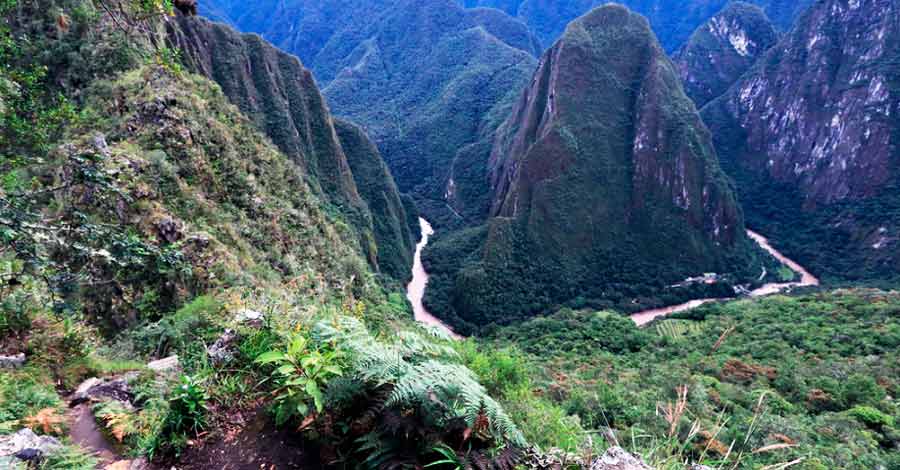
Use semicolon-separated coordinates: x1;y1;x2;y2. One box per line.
425;5;761;331
167;16;361;209
673;2;778;107
197;0;538;225
702;0;900;282
166;15;415;280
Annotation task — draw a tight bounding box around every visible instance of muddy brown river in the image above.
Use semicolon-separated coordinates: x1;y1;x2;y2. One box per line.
407;222;819;334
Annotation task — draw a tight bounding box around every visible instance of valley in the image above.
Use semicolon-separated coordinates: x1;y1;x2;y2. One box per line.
1;1;898;469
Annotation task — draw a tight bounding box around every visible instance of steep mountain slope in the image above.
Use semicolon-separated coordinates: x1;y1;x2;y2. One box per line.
701;0;900;283
317;0;538;223
458;0;812;51
425;5;765;332
673;2;778;107
335;119;417;280
166;15;415;281
196;0;539;224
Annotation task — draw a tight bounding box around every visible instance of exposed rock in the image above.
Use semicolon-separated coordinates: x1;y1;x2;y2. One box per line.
105;458;149;470
234;309;264;327
0;353;26;369
147;355;180;373
155;217;183;244
207;329;239;365
0;429;62;462
72;374;138;405
673;2;779;107
590;446;652;470
701;0;900;282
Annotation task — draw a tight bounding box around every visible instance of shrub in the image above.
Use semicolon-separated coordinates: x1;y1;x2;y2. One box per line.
850;406;895;429
255;332;343;425
841;374;886;408
165;375;209;436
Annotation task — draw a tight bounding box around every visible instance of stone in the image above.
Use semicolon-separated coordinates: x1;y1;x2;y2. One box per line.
0;429;62;460
589;447;653;470
235;309;265;327
147;355;179;372
155;217;183;244
105;458;150;470
71;375;137;405
207;329;239;365
0;353;25;369
73;377;103;401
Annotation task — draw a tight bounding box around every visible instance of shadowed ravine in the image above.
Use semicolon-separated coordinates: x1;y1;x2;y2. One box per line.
408;223;819;333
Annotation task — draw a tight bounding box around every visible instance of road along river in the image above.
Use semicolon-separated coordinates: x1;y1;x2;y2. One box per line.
407;221;819;333
630;230;819;325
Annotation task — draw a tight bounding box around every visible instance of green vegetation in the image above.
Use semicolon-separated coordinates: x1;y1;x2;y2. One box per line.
459;0;813;50
481;290;900;469
422;5;782;334
673;2;778;107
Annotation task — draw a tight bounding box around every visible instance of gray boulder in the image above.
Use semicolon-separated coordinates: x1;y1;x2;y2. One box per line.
0;353;25;369
207;329;239;365
590;447;653;470
147;355;179;373
71;373;139;405
0;429;62;462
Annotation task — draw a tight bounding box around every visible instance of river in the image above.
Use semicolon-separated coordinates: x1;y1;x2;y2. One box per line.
406;218;462;339
631;230;819;325
407;221;819;334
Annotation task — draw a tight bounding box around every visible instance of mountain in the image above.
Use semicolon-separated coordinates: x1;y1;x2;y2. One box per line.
701;0;900;283
335;119;417;280
424;5;766;332
198;0;539;225
673;2;778;107
166;14;415;281
317;0;539;223
457;0;813;51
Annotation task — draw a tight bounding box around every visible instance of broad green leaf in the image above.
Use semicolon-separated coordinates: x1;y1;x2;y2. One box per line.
255;351;287;364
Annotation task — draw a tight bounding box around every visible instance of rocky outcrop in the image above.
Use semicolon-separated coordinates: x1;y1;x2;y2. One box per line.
0;429;63;466
674;2;778;107
701;0;900;282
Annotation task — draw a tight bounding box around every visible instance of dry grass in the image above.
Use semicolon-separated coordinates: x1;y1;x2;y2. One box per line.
657;385;689;438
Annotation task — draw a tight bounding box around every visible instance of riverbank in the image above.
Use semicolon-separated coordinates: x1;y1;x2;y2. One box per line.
406;222;820;333
631;230;820;325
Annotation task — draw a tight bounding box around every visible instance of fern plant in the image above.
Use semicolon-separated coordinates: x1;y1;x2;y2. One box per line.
313;316;525;446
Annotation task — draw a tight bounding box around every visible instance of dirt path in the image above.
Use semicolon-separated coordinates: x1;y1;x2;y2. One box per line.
631;229;820;326
406;218;462;339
